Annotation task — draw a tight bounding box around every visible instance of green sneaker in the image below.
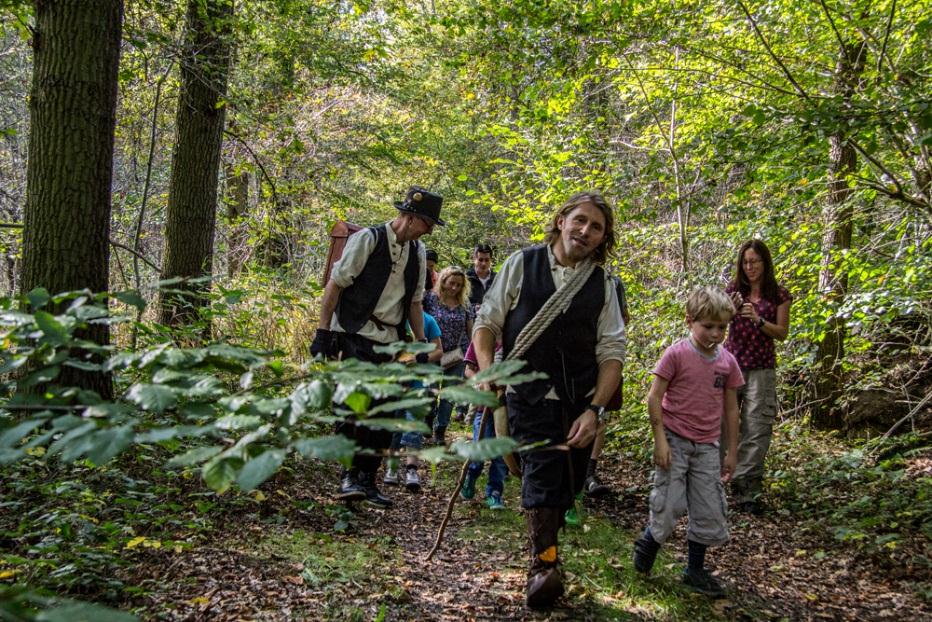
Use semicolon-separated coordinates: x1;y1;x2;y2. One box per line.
564;492;584;526
486;491;505;510
460;475;477;500
564;505;580;527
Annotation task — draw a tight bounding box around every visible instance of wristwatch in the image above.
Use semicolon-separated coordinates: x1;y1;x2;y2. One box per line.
588;404;607;425
757;317;766;328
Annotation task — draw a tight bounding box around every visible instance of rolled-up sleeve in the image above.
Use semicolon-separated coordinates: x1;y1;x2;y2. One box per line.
412;242;426;304
596;276;626;365
330;228;376;289
473;250;524;341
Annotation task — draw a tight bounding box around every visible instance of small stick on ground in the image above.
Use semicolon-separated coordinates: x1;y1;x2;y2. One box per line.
425;407;490;561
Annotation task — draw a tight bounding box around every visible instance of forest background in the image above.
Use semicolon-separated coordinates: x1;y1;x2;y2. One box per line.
0;0;929;620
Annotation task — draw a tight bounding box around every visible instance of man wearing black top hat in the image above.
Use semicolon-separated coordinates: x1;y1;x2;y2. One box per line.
311;186;444;508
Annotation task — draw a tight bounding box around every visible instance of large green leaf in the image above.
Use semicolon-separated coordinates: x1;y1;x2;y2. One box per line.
27;287;50;310
125;383;178;412
34;311;69;346
290;380;333;414
214;415;263;430
0;418;44;448
293;435;356;465
354;418;430;433
167;445;223;467
343;391;371;414
20;365;61;388
368;396;434;415
84;425;135;465
438;385;498;408
202;456;240;493
236;448;286;491
113;290;146;312
450;437;518;462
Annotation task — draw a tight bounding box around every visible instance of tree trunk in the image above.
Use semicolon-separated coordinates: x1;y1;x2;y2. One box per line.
224;161;249;278
21;0;123;399
811;38;867;429
159;0;233;328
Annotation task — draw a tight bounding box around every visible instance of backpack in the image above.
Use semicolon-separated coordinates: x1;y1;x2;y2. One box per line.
322;221;362;285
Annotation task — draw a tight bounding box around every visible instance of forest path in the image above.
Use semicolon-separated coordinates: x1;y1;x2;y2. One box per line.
127;425;929;621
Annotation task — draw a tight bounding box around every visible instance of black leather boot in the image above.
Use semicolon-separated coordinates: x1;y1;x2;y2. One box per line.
525;507;564;609
358;470;393;509
336;468;366;501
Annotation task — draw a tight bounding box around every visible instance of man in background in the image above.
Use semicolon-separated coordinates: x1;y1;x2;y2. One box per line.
466;243;495;312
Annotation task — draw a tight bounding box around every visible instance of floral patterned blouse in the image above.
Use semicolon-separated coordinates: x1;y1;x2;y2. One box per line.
423;290;474;353
724;284;792;370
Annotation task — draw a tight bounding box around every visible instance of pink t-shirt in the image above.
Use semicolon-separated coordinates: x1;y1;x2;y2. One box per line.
653;339;744;443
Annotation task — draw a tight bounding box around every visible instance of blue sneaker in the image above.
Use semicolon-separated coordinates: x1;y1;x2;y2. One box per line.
460;475;476;500
486;491;505;510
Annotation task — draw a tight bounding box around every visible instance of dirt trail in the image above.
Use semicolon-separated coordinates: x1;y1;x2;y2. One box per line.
126;448;930;621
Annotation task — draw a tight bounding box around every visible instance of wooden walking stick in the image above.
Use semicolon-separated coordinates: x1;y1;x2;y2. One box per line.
425;405;492;561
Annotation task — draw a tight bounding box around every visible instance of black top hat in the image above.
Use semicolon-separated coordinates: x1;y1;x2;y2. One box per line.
394;186;445;226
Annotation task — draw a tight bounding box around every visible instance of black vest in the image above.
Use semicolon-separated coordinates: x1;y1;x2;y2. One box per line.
336;225;420;341
502;245;605;408
467;268;495;307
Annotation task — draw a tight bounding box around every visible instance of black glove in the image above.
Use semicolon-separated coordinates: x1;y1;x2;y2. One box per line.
310;328;336;358
415;352;429;364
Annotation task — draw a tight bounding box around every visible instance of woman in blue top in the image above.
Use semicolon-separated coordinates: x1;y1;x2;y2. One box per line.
423;266;474;444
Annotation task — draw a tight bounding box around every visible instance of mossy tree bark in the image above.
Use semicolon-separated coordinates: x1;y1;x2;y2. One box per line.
159;0;234;330
21;0;124;399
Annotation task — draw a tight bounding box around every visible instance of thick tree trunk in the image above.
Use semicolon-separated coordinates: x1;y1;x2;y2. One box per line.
811;38;867;429
21;0;123;399
159;0;233;328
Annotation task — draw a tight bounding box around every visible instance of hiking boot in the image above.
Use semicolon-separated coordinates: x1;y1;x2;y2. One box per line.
460;474;477;500
682;567;726;598
433;425;447;446
526;564;564;609
486;491;505;510
526;507;564;608
358;471;393;509
584;474;611;498
335;470;366;501
383;467;399;486
633;533;660;574
404;468;421;492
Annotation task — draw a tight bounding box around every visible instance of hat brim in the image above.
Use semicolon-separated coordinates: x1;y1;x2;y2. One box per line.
394;202;445;226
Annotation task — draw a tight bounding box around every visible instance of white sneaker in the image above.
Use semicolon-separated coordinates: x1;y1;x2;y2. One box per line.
383;467;399;486
404;468;421;492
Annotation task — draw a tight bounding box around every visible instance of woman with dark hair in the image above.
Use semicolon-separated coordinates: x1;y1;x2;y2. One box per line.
724;239;792;515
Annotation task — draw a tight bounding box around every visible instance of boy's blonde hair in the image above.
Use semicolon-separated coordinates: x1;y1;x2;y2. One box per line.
686;286;735;322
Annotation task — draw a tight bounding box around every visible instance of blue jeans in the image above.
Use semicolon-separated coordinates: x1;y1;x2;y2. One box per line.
467;408;508;496
434;361;466;431
390;409;424;452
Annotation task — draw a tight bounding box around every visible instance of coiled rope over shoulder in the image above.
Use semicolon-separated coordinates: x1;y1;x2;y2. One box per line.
506;258;596;361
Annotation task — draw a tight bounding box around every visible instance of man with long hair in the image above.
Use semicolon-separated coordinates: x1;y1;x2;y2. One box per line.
472;191;625;608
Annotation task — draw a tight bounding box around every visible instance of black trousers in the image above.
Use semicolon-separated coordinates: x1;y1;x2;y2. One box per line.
507;394;592;509
333;332;394;474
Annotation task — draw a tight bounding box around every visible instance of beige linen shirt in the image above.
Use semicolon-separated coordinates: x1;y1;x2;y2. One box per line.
330;222;426;344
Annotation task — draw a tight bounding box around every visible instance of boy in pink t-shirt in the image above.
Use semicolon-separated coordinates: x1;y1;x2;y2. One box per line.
632;287;743;598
